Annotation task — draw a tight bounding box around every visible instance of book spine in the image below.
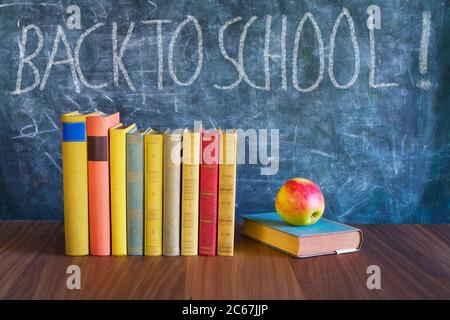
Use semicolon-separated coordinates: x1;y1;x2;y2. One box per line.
144;134;163;256
61;117;89;256
181;132;200;256
110;128;127;256
199;131;219;256
87;117;119;256
163;134;182;256
217;131;237;256
127;132;145;255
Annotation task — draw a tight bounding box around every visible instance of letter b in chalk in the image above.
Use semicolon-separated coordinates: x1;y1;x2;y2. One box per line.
66;5;82;30
366;5;381;30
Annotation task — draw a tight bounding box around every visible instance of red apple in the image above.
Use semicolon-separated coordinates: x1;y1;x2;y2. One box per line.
275;178;325;226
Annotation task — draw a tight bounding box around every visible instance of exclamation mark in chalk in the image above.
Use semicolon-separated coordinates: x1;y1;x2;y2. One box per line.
417;11;432;90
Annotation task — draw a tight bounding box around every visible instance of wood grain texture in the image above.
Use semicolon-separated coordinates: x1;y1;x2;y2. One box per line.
0;221;448;300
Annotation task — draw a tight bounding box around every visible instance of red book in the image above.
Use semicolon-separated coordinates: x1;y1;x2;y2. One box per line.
86;112;120;256
199;129;220;256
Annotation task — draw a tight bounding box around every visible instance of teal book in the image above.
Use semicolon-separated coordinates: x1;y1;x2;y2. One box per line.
242;213;363;258
126;128;147;255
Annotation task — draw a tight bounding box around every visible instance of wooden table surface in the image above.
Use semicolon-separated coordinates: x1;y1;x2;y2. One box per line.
0;221;448;300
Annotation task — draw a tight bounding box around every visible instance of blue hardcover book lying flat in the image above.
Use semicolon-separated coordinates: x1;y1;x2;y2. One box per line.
242;213;363;258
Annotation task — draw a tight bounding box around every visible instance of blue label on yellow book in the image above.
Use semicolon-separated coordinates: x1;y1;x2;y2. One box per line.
63;122;86;142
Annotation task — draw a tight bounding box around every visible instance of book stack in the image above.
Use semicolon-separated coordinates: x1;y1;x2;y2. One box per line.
61;111;238;257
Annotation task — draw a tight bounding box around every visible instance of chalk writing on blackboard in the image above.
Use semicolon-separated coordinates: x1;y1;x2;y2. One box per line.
417;11;432;90
328;8;360;89
11;7;432;95
292;13;324;92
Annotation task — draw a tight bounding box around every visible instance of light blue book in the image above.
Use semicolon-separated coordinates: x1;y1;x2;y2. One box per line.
242;213;363;258
126;128;147;255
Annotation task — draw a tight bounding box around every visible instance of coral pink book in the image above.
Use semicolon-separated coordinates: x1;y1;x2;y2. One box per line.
86;112;120;256
199;129;220;256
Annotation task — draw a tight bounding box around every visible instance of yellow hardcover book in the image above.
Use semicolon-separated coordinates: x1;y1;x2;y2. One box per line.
61;111;98;256
144;130;164;256
110;123;137;256
217;129;237;256
181;129;200;256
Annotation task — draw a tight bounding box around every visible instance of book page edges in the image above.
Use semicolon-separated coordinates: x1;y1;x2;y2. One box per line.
243;219;363;258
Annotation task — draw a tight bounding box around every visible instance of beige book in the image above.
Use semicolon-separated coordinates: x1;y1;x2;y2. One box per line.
217;129;237;256
163;130;182;256
181;129;200;256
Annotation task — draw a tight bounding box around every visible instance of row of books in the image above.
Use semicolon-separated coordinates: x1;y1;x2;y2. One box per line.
61;111;237;256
